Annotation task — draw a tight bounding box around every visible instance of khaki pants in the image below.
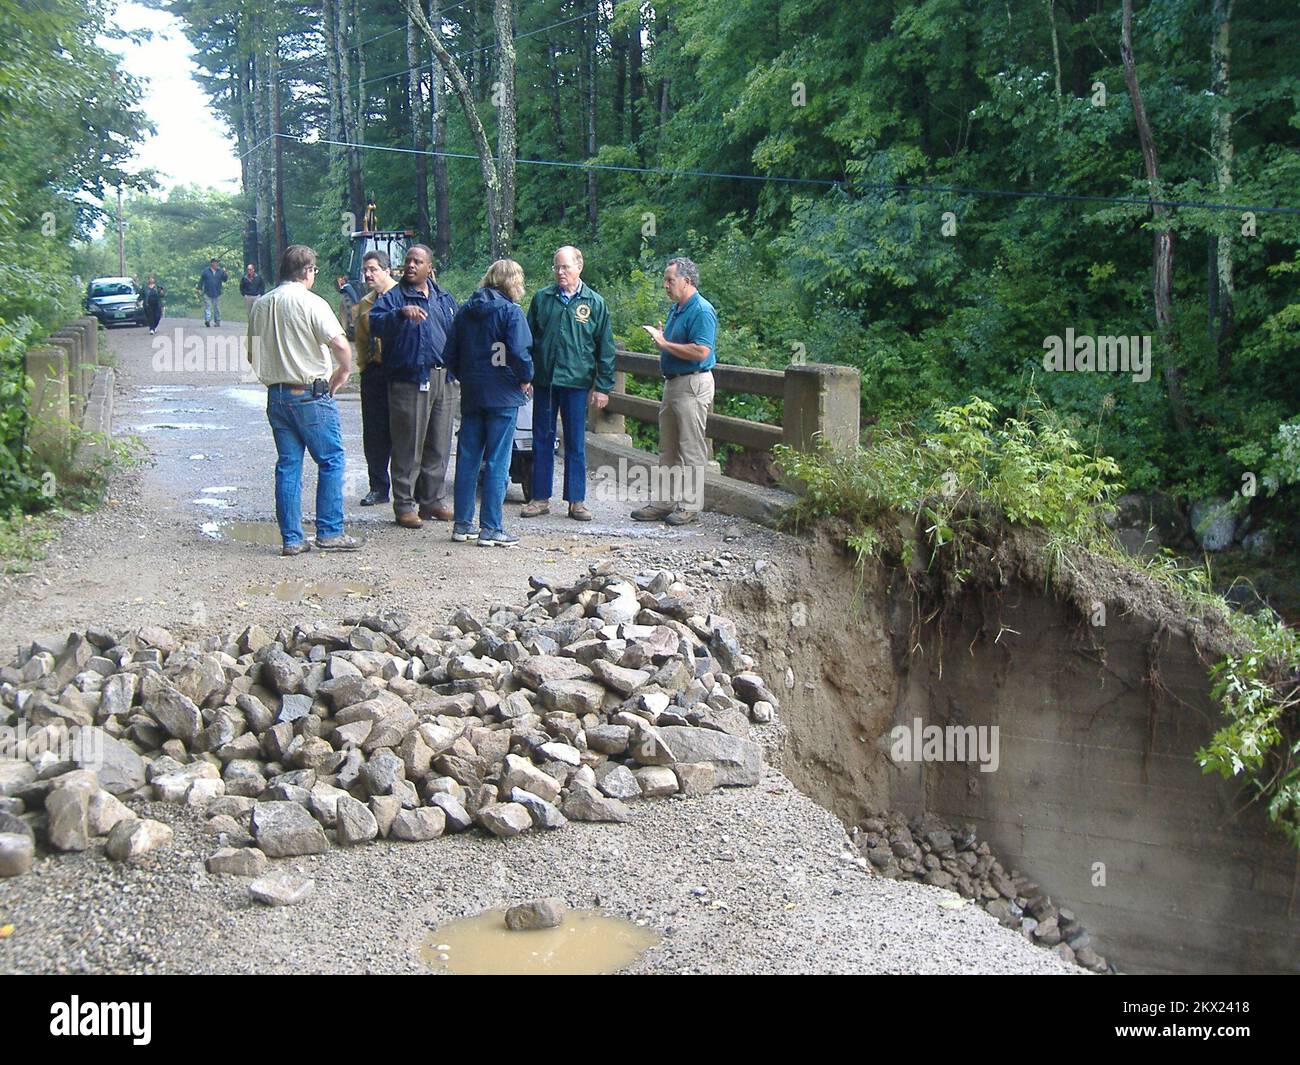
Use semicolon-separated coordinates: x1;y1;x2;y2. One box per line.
388;369;456;514
244;294;258;317
654;371;714;511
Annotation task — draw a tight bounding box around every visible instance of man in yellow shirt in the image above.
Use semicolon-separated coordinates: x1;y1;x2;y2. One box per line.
352;250;397;506
246;244;358;555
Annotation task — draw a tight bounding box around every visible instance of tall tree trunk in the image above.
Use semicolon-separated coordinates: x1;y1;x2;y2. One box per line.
612;20;626;141
322;0;343;171
628;4;642;146
1120;0;1192;433
492;0;517;257
1211;0;1234;373
546;35;566;157
271;39;287;262
1046;0;1063;105
238;54;260;271
251;18;273;279
429;0;451;268
408;8;431;242
334;0;365;224
403;0;510;257
585;6;598;238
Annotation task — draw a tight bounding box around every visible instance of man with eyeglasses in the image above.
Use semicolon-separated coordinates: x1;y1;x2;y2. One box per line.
246;244;360;555
520;245;615;521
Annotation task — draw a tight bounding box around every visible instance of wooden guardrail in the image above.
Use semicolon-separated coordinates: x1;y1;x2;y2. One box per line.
588;348;860;455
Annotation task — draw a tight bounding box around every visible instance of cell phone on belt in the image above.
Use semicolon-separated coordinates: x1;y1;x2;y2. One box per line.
311;378;329;398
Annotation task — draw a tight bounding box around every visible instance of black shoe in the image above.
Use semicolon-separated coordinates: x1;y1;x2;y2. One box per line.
360;490;389;506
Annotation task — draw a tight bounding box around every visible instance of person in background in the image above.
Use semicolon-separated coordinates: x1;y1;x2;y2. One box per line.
197;258;228;327
368;244;459;529
351;249;397;506
444;259;534;548
240;263;266;317
246;243;359;556
631;256;718;526
520;245;615;522
142;275;164;335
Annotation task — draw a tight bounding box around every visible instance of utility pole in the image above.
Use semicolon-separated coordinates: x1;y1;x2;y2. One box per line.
116;187;125;276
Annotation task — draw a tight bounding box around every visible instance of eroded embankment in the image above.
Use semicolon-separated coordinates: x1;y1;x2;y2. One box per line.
724;525;1300;975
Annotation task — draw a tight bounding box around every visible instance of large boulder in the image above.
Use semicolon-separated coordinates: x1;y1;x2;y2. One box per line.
656;726;762;786
251;801;329;857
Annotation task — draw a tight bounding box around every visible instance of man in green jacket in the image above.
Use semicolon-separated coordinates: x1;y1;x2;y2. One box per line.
520;245;616;520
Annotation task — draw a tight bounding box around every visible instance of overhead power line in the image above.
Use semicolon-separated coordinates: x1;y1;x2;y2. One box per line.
267;133;1300;216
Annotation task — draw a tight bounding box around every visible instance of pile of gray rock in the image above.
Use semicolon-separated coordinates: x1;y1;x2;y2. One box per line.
0;563;773;887
852;810;1110;974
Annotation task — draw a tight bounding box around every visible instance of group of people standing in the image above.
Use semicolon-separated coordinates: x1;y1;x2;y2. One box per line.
244;240;718;555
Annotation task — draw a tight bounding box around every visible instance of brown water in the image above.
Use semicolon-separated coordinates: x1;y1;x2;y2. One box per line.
245;579;374;602
218;521;283;546
420;908;660;975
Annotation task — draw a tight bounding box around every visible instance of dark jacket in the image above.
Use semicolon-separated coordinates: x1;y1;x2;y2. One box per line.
443;287;534;413
369;280;458;385
142;286;164;315
198;266;228;297
239;273;265;297
526;281;616;392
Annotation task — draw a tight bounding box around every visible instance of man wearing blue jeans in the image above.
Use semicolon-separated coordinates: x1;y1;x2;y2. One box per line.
198;258;228;326
521;246;615;521
246;244;359;555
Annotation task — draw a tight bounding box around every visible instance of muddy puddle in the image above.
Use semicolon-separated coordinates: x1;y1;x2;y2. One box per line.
202;520;282;545
244;579;373;602
420;909;659;975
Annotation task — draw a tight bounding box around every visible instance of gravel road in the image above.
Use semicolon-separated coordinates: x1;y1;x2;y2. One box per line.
0;319;1077;974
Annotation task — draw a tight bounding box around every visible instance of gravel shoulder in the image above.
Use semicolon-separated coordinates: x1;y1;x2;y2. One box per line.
0;320;1077;975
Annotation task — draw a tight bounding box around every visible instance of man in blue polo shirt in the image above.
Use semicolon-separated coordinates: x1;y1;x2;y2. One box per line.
632;256;717;525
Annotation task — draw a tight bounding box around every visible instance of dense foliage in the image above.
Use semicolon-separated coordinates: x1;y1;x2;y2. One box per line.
0;0;150;514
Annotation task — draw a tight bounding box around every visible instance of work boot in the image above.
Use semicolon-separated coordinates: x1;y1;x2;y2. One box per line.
664;507;699;526
568;502;592;522
419;503;454;522
520;499;550;517
315;534;361;551
395;511;424;529
360;490;389;506
630;503;672;522
281;541;312;557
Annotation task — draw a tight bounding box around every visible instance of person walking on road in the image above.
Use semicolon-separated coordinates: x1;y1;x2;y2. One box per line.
240;263;266;317
520;245;615;522
444;259;534;548
352;249;396;506
631;256;718;526
368;244;459;529
142;275;164;335
198;258;229;327
246;244;359;556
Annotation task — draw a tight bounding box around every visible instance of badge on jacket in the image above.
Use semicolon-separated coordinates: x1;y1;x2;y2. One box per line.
574;303;591;323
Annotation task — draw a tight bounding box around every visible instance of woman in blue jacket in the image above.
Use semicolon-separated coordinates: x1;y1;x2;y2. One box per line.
444;259;534;546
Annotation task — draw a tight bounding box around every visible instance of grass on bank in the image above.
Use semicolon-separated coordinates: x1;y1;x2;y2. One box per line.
0;428;145;575
775;394;1300;851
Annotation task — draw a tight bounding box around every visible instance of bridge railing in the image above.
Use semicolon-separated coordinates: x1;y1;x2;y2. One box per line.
588;348;860;456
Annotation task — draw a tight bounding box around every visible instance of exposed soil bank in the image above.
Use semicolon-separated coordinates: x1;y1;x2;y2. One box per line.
724;527;1300;974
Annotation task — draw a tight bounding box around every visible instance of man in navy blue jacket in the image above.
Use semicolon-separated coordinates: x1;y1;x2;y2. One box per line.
444;259;533;547
368;244;459;528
